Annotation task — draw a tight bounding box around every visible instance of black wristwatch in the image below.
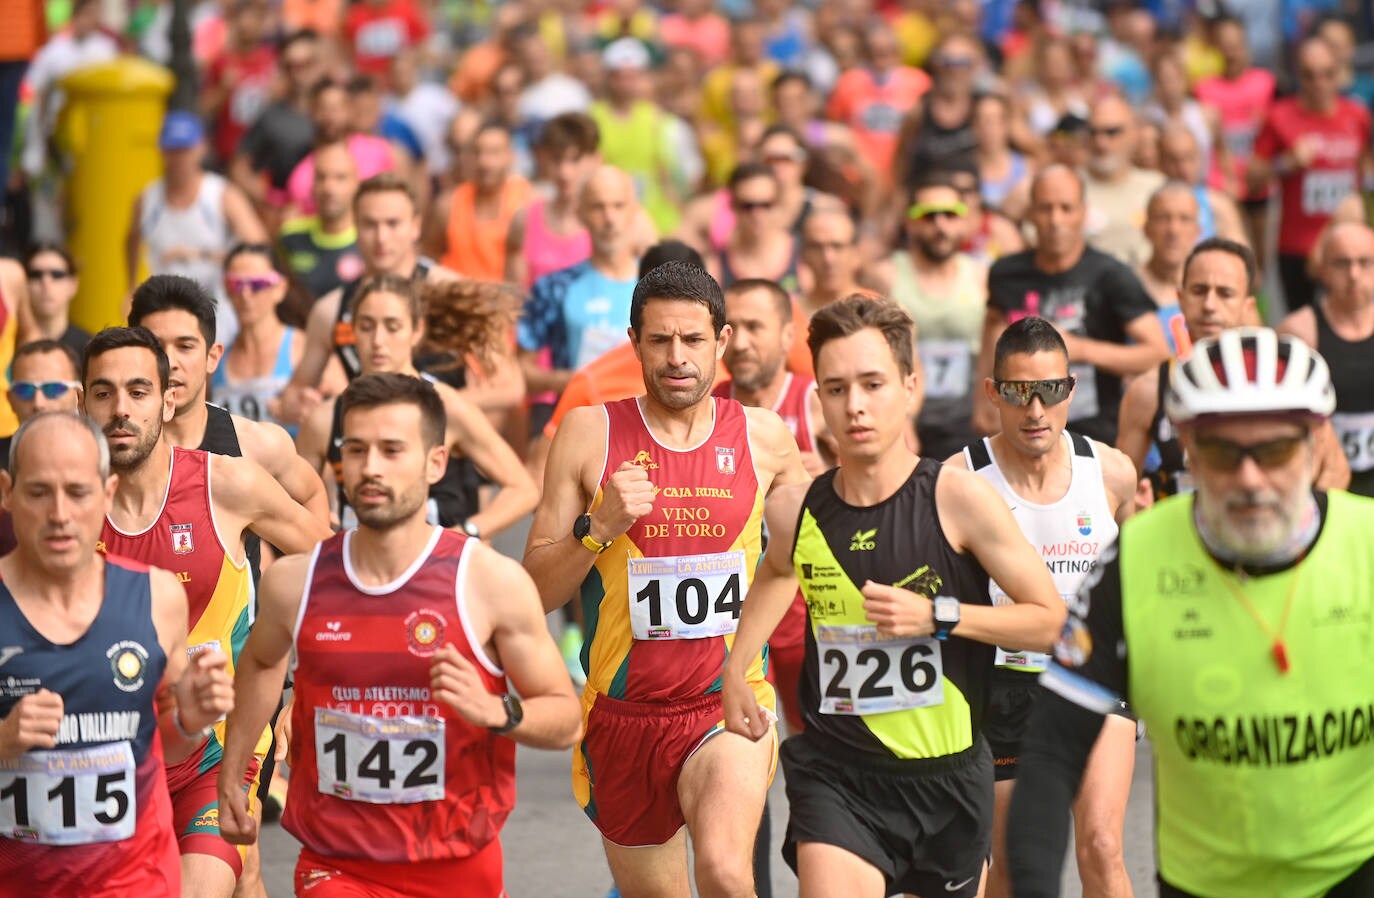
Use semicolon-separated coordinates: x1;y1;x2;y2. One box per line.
573;513;613;554
933;596;961;641
490;693;523;734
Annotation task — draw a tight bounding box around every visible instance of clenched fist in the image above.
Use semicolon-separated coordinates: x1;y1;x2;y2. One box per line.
174;648;235;736
590;461;658;543
0;689;64;760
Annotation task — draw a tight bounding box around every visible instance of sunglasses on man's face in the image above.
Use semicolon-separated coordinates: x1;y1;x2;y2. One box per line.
994;376;1075;407
1189;434;1307;472
27;268;70;281
11;380;80;401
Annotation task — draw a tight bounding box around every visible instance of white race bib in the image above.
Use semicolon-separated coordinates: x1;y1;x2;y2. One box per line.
314;708;445;805
918;340;972;400
1301;170;1355;216
816;625;944;715
1332;410;1374;473
1067;363;1099;421
628;551;747;640
0;743;136;845
989;588;1084;671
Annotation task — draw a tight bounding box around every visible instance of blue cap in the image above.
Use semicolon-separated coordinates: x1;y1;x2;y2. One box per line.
159;111;205;151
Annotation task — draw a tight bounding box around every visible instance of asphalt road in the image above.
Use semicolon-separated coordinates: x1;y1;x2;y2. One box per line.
258;522;1159;897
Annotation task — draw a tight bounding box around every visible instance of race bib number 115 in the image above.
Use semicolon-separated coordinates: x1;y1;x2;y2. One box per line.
0;743;136;845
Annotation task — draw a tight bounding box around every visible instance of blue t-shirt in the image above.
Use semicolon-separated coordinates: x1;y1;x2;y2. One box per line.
518;260;637;371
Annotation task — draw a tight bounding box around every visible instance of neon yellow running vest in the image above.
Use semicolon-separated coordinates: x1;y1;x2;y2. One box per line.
1121;491;1374;897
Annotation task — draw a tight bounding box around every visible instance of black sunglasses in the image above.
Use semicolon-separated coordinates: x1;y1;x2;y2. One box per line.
1190;435;1307;472
994;376;1075;407
27;268;70;281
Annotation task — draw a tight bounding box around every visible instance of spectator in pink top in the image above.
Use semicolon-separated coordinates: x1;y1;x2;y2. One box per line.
660;0;731;68
281;78;397;215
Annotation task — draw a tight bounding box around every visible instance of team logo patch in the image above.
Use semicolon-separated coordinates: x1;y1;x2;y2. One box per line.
1076;513;1092;536
630;450;659;470
405;609;448;657
715;446;736;475
186;803;220;835
108;640;149;692
848;528;877;551
170;523;194;555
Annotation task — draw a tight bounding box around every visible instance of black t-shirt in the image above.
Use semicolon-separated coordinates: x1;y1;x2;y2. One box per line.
59;324;91;357
987;247;1155;445
239;101;315;190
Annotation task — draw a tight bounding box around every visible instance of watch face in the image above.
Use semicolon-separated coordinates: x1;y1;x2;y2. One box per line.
573;513;591;540
935;597;959;622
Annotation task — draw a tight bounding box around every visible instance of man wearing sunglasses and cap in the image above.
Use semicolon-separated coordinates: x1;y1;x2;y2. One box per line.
946;316;1138;898
1009;327;1374;898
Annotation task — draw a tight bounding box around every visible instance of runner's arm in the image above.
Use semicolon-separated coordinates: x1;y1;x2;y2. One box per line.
240;417;330;524
1275;306;1318;347
1114;366;1159;477
1063;311;1169;378
443;389;540;536
746;406;811;493
1096;442;1139;524
973;306;1009;435
213;454;333;555
217;554;309;846
522;406;607;613
279;289;342;423
504;207;528;286
722;483;807;741
467;547;582;749
935;465;1066;650
1314;420;1352;491
149;567;217;765
1007;544;1128;898
223;182;269;244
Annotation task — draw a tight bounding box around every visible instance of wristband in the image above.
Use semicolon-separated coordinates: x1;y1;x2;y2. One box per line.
172;707;212;742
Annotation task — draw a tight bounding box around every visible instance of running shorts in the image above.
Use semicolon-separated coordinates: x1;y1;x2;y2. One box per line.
166;744;262;877
780;731;993;898
294;839;505;898
574;685;777;847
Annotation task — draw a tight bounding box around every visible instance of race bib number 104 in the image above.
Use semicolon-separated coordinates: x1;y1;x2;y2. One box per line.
628;551;748;640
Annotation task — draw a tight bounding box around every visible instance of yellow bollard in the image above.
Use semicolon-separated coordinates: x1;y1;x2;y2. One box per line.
57;57;173;334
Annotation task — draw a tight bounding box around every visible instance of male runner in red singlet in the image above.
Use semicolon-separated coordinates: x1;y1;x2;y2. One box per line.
80;327;331;898
526;260;810;897
128;275;329;523
0;412;233;896
218;373;580;897
714;277;828;737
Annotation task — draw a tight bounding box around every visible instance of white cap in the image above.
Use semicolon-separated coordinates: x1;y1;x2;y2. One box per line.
603;37;651;71
1165;327;1336;425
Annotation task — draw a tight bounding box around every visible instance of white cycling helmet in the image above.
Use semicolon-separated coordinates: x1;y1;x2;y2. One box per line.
1165;327;1336;425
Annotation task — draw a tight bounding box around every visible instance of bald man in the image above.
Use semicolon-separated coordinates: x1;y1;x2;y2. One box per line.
1083;95;1167;268
1279;222;1374;496
1156;125;1247;247
1252;37;1371;311
797;207;866;316
977;165;1168;443
517;166;643;396
1137;182;1203;312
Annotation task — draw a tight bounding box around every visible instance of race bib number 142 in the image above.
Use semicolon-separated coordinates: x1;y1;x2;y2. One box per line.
315;708;445;805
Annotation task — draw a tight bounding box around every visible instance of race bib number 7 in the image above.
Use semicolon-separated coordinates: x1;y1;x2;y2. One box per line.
315;708;445;805
817;625;944;715
628;551;747;640
0;743;136;845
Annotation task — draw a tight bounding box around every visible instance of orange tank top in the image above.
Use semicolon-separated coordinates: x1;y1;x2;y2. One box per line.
440;177;531;281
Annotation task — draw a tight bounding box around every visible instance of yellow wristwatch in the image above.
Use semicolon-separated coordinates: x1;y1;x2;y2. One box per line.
573;513;613;554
